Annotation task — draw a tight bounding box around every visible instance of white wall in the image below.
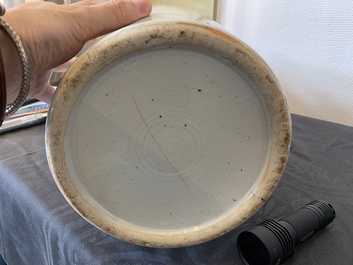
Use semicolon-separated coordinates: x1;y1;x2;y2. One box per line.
216;0;353;126
151;0;215;18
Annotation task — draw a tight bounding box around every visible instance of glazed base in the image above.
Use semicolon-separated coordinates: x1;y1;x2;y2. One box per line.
65;45;270;233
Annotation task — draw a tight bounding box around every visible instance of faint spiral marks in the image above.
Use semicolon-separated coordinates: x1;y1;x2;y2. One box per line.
130;97;212;186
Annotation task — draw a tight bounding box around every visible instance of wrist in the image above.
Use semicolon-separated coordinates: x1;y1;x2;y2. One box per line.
0;10;31;117
0;18;22;105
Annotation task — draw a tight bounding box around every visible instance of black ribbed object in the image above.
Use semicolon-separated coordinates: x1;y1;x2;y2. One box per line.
237;200;336;265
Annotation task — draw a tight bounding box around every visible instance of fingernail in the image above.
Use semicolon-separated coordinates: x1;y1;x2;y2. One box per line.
131;0;151;15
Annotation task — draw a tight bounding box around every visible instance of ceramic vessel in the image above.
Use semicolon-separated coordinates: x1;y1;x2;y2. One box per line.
45;6;291;248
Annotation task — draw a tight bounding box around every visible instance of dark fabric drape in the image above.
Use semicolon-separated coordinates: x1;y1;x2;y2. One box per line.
0;114;352;265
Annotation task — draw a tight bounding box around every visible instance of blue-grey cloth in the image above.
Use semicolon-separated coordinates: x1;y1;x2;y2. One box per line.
0;255;5;265
0;114;353;265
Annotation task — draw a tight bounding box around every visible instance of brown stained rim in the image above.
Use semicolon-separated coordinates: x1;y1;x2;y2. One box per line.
45;21;291;248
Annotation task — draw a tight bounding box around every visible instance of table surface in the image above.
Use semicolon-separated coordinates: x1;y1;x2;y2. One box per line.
0;114;352;265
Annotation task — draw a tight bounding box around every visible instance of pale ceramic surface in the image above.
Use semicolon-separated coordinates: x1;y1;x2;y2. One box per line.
46;6;291;247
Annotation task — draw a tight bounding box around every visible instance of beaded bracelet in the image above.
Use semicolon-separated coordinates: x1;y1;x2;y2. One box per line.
0;2;31;126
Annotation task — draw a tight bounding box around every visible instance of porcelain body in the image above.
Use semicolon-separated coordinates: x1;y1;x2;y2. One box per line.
46;5;291;248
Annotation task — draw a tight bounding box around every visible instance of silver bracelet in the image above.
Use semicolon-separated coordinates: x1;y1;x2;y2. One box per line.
0;3;31;117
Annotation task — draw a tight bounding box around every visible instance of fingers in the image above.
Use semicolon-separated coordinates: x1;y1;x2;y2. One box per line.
74;0;152;40
71;0;98;6
31;57;76;103
36;84;56;104
53;57;76;72
27;68;56;103
118;0;152;16
29;58;73;104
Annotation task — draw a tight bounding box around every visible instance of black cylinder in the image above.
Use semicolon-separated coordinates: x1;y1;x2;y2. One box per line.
237;200;336;265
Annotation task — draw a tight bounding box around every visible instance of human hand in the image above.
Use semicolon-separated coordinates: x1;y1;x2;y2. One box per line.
1;0;151;104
